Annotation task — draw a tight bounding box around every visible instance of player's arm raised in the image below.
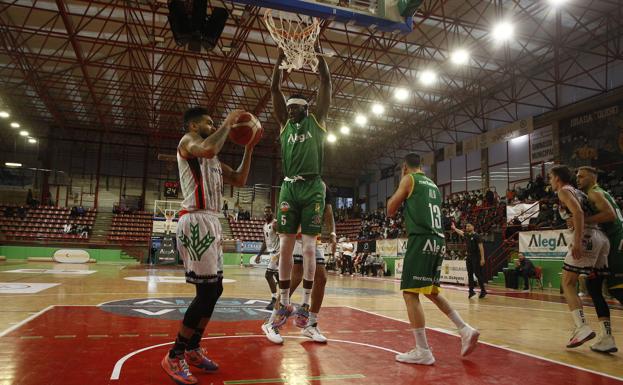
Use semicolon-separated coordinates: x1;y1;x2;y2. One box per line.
387;175;413;218
271;49;288;128
220;133;260;187
315;44;331;127
182;110;244;158
586;190;616;225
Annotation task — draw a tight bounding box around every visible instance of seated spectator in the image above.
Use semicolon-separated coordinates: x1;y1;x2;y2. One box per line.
3;206;14;218
63;223;73;234
513;253;536;291
534;203;554;228
80;225;90;239
77;205;86;217
70;206;79;218
16;206;27;219
505;216;522;240
370;254;384;276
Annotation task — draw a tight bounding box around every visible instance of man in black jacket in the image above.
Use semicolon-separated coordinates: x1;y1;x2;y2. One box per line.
451;223;487;298
514;253;536;291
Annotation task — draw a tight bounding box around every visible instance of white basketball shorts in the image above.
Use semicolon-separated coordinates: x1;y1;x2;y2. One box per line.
176;211;223;284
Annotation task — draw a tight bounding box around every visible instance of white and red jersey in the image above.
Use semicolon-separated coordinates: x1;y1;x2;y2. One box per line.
177;150;223;214
263;220;280;254
558;184;598;230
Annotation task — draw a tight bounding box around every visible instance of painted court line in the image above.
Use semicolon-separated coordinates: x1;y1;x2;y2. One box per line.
0;305;54;338
345;306;623;382
223;374;366;384
110;335;400;380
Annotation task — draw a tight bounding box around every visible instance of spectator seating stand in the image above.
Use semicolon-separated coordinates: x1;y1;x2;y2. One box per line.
1;204;96;241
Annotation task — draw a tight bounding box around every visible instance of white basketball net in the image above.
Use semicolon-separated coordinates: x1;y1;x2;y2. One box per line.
164;209;176;233
264;9;321;72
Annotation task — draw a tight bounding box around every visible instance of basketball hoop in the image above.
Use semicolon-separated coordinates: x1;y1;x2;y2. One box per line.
164;209;176;234
264;9;322;72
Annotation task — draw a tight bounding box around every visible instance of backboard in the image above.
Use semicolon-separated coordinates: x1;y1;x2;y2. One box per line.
231;0;422;33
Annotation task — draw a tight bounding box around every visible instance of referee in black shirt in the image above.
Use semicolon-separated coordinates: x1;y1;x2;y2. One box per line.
451;222;487;298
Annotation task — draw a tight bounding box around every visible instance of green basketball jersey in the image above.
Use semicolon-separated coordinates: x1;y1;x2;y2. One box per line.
404;172;444;237
280;114;326;178
589;185;623;238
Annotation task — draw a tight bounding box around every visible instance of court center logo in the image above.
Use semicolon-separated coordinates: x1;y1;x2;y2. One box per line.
99;297;273;321
178;223;214;261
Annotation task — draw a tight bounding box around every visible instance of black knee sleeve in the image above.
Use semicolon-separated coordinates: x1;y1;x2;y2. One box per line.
586;276;610;318
611;288;623;306
182;280;223;329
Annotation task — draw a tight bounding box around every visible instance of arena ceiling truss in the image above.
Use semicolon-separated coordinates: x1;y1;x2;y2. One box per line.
1;0;622;179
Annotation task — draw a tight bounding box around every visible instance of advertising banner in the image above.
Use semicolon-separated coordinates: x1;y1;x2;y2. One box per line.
518;230;571;259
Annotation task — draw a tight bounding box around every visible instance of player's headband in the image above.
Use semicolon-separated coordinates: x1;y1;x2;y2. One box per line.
286;98;308;107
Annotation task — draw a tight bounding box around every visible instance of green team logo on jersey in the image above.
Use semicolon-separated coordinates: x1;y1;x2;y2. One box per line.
287;131;313;144
179;223;215;262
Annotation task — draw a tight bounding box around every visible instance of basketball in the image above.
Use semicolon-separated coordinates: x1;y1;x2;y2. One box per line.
229;112;263;146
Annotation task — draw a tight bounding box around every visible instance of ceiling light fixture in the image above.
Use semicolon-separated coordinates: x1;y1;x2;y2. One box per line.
355;114;368;126
394;88;409;101
371;104;385;115
492;21;514;42
419;70;437;86
450;49;470;65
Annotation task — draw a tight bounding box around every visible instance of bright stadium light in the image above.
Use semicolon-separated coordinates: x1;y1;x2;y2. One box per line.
28;138;37;144
394;88;409;101
0;111;9;118
327;133;337;143
419;70;437;86
19;130;29;136
492;21;514;42
355;114;368;126
340;125;350;135
451;49;470;65
549;0;567;6
371;103;385;115
10;122;20;128
5;162;22;168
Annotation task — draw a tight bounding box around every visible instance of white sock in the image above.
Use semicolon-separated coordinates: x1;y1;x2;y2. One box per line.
309;312;318;326
447;310;467;330
271;292;277;299
302;287;312;305
571;309;586;328
279;288;290;306
412;328;429;349
600;320;612;336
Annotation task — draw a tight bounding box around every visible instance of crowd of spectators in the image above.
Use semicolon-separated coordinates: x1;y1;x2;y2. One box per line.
356;208;405;240
3;205;28;219
63;223;92;238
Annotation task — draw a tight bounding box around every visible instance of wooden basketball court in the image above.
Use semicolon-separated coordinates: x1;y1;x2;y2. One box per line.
1;260;621;385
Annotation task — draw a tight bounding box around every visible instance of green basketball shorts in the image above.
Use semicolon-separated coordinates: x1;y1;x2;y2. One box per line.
607;233;623;290
401;234;445;294
277;177;325;235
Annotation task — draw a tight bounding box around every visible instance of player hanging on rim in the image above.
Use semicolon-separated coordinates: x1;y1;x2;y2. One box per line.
255;205;280;310
548;165;609;349
269;44;331;329
262;181;336;343
161;107;260;385
576;166;622;353
387;153;479;365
